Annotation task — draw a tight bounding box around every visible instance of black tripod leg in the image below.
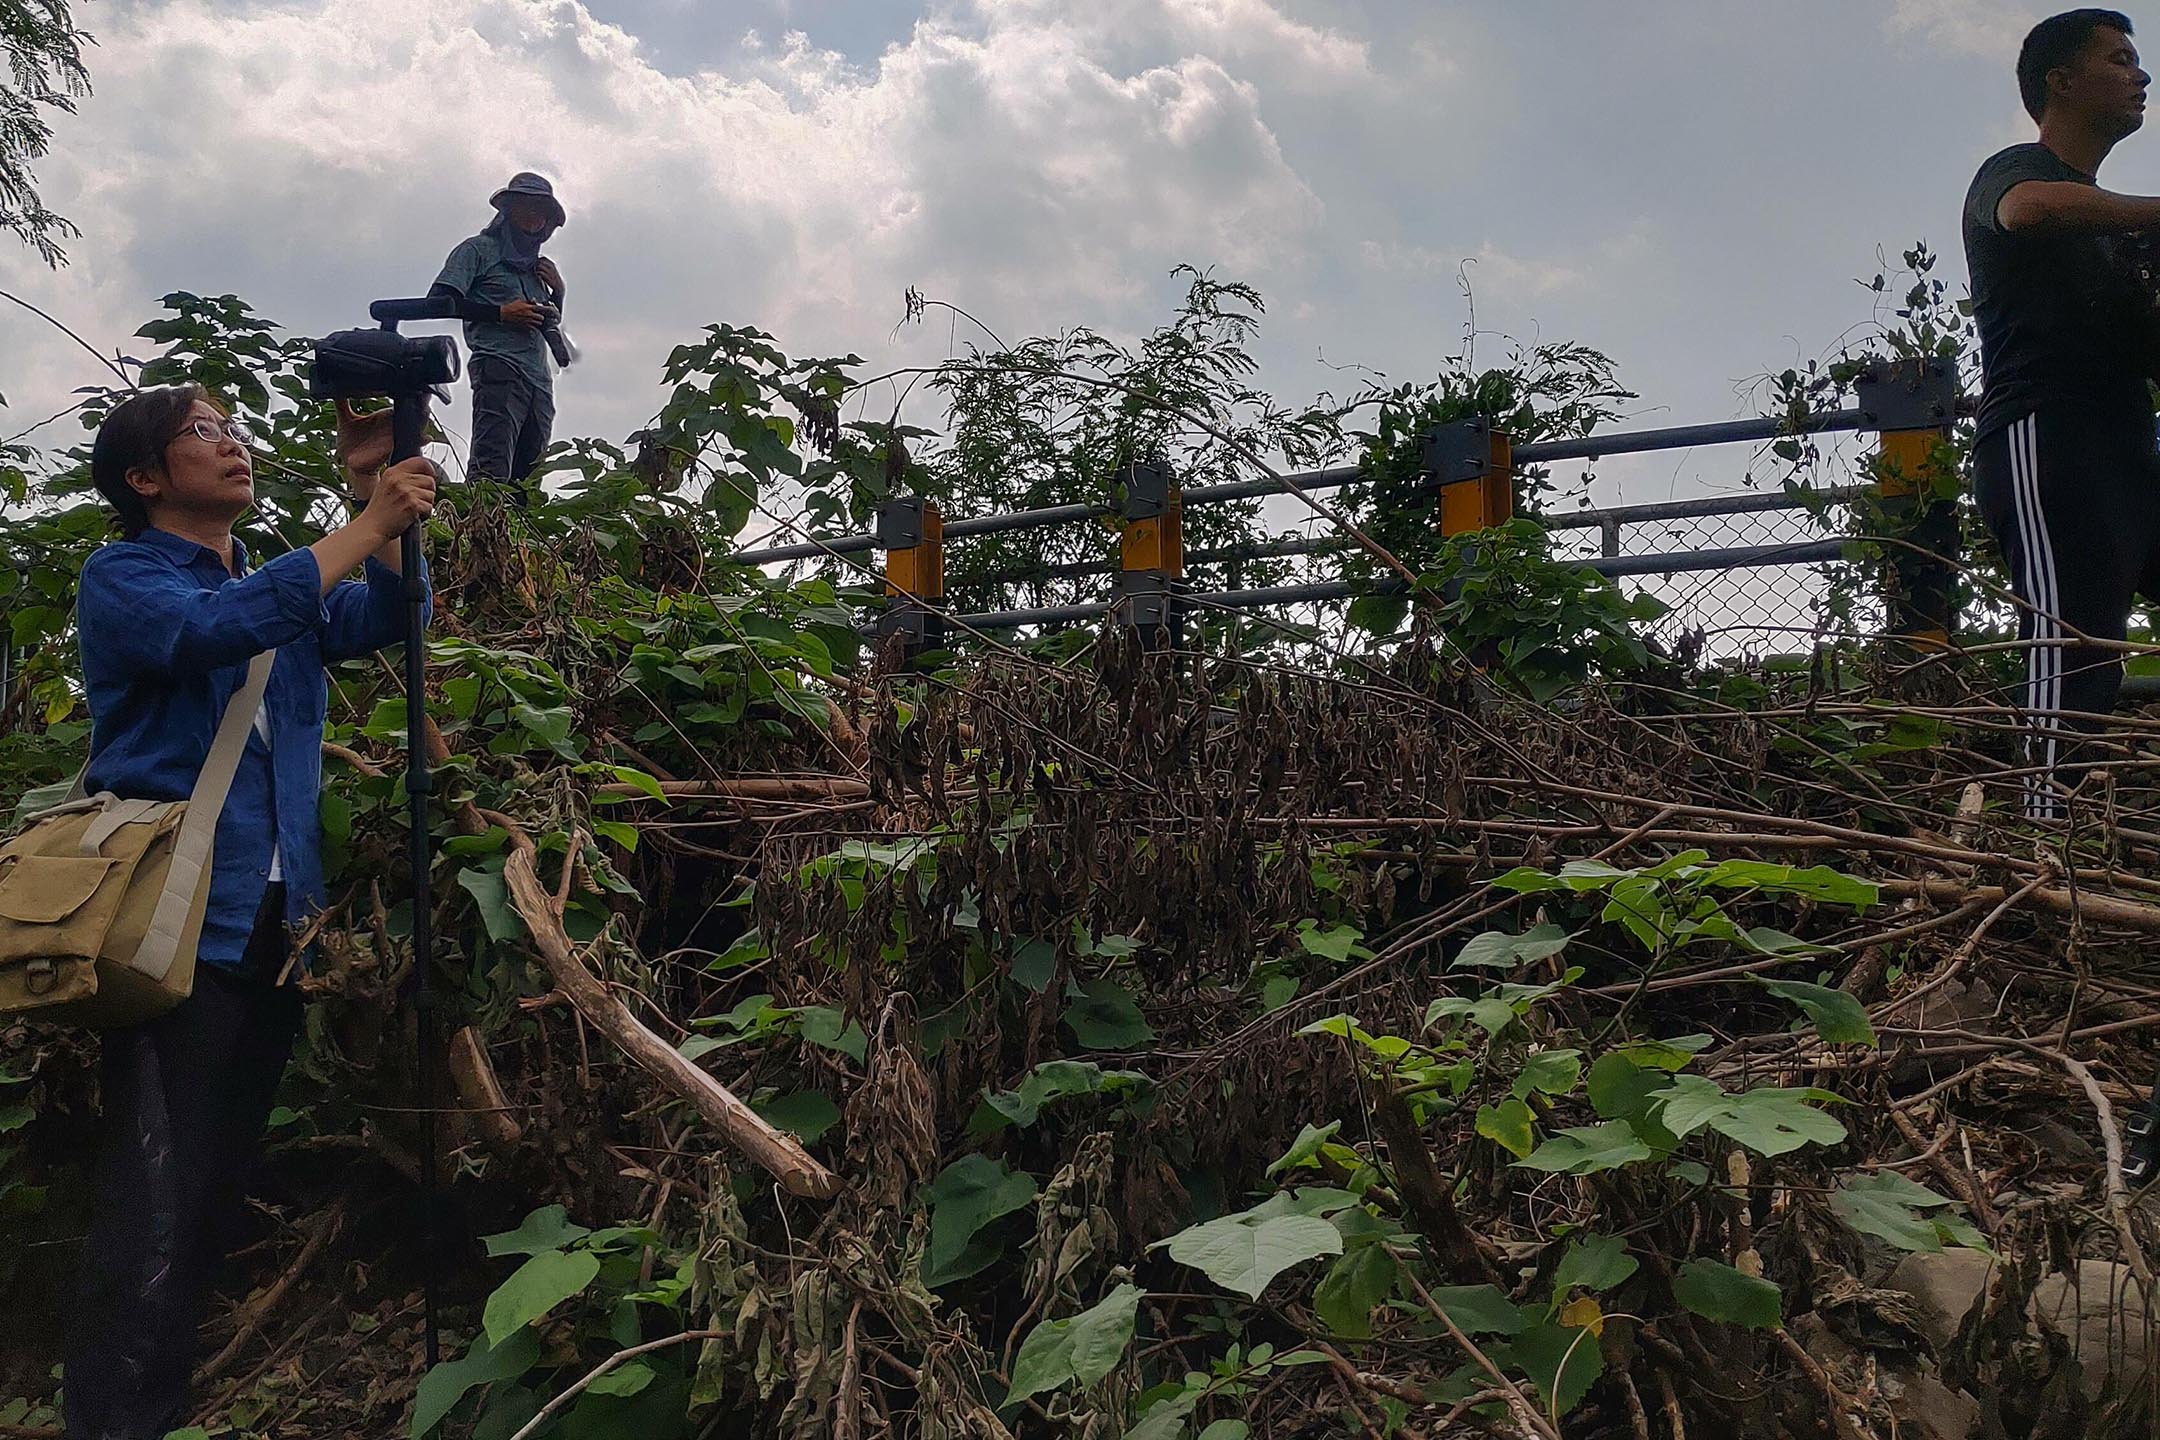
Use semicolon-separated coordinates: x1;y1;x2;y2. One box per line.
390;392;442;1366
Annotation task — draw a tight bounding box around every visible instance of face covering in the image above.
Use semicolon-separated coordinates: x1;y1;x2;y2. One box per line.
487;211;552;273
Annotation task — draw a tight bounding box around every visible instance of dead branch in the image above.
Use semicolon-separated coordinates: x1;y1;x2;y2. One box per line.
499;831;839;1199
196;1198;346;1384
448;1025;524;1156
594;776;872;802
507;1330;731;1440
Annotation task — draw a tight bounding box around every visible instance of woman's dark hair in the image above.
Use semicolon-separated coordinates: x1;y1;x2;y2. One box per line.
2020;9;2135;121
89;384;213;538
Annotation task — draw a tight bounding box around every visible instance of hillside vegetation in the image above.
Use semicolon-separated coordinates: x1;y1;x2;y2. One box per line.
5;261;2157;1440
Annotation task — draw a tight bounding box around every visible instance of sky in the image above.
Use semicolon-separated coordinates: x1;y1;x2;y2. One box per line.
1;0;2144;522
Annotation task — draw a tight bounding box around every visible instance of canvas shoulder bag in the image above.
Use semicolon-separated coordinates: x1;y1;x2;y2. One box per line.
0;650;275;1027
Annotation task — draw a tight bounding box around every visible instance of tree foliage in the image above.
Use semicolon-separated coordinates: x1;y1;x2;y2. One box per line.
0;0;91;266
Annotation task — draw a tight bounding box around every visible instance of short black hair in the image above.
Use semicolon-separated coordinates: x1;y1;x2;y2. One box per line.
90;384;211;538
2019;9;2136;121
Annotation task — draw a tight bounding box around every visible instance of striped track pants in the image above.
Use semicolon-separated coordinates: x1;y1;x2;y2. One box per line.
1973;405;2160;820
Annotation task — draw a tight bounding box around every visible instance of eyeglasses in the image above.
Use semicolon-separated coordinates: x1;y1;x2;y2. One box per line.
175;417;254;448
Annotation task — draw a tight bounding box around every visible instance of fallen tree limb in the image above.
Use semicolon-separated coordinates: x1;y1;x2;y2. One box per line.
595;776;871;802
2051;1048;2158;1293
500;831;840;1200
1878;877;2160;935
321;739;386;777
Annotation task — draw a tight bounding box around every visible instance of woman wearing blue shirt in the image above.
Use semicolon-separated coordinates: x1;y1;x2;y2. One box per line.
65;384;436;1440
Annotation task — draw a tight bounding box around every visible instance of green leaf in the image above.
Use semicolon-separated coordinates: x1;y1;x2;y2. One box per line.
1511;1048;1583;1100
1615;1034;1710;1071
1011;937;1059;993
1558;859;1633;889
1673;1258;1782;1330
591;819;640;852
1740;926;1830;957
1197;1423;1251;1440
1125;1391;1200;1440
410;1332;544;1440
1703;860;1876;908
1314;1244;1399;1339
1268;1120;1344;1177
753;1090;840;1143
924;1155;1037;1286
1656;1075;1847;1157
1586;1053;1665;1122
483;1205;592;1258
1160;1212;1343;1300
1298;920;1364;962
1062;977;1155;1050
1491;866;1566;894
510;702;582;761
1425;993;1519;1035
1423;1283;1527;1336
482;1249;602;1347
1005;1283;1142;1404
1716;1088;1848;1155
1476;1099;1536;1159
1501;1318;1605;1417
1656;1074;1731;1140
971;1060;1152;1135
584;1360;656;1397
457;864;525;944
1758;978;1877;1046
1455;923;1572;970
1831;1173;1994;1255
795;1006;869;1062
320;791;353;845
1516;1122;1652;1175
1553;1232;1638;1296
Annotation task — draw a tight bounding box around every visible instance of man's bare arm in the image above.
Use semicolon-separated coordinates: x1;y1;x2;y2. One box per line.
1999;179;2160;233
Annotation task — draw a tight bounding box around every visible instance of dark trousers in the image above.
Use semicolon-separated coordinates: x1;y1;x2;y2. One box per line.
64;887;302;1440
468;355;554;503
1973;406;2160;819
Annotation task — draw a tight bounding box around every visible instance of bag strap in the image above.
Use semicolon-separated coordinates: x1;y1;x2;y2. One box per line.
128;650;276;981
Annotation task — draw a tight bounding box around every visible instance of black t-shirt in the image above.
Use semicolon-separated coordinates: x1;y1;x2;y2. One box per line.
1963;142;2154;440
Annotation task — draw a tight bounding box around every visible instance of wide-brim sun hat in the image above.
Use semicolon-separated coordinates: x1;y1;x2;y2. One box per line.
489;171;566;229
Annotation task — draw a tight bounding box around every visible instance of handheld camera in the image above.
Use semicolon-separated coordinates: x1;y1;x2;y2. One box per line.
535;301;577;369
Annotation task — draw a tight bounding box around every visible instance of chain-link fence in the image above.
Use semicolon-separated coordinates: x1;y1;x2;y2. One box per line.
1546;488;1877;657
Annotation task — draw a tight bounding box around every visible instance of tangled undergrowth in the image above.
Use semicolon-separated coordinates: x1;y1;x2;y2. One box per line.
6;262;2159;1440
10;499;2160;1439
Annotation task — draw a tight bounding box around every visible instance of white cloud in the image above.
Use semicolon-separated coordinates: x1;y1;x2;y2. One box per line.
1885;0;2031;59
1357;224;1653;303
0;0;1341;451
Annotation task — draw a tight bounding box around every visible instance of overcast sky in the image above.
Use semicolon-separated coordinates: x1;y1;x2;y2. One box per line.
1;0;2144;515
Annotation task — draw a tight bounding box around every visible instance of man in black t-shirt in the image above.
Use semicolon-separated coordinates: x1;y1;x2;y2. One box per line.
1965;9;2160;820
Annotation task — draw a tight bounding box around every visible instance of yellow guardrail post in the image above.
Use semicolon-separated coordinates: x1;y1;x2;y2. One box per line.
875;496;945;663
1424;416;1514;541
1857;357;1959;651
1114;459;1184;651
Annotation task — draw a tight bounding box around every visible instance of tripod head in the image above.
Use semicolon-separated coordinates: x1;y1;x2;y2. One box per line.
309;298;463;463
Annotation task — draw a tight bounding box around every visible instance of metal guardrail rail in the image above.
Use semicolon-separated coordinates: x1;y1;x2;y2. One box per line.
724;355;1961;652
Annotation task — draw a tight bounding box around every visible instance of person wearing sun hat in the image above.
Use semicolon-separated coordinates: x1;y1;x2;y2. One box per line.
429;171;568;502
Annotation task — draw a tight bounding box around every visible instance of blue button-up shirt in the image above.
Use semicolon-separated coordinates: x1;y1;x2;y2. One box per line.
76;527;430;972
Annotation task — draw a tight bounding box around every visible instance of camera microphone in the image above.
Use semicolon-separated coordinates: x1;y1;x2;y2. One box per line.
368;296;463;326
